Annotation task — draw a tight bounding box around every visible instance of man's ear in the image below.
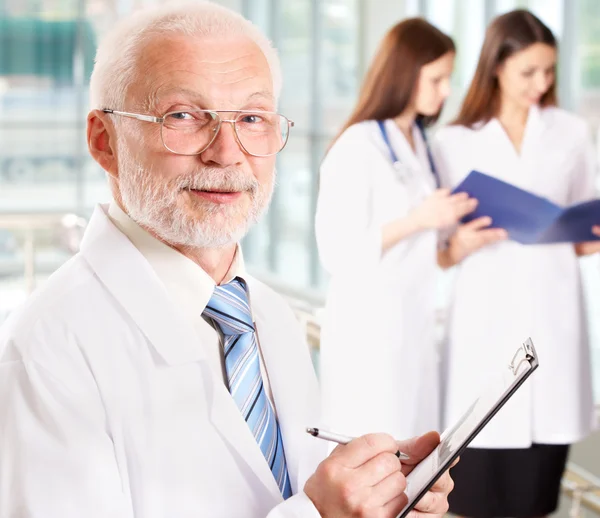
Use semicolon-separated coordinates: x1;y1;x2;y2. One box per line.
87;110;119;179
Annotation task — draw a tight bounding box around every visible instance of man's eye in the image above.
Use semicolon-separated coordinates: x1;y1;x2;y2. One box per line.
169;112;194;120
164;112;214;128
241;114;263;124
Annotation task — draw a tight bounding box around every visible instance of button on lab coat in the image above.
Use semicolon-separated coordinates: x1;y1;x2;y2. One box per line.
0;205;326;518
315;120;440;440
432;105;597;448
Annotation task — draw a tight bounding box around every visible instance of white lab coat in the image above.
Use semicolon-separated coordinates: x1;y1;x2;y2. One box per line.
0;205;326;518
315;119;440;440
432;105;597;448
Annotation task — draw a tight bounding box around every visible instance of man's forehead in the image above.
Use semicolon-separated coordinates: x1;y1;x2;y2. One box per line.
133;33;274;109
153;87;273;101
147;86;275;109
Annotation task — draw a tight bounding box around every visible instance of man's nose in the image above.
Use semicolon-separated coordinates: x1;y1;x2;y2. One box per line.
200;121;245;166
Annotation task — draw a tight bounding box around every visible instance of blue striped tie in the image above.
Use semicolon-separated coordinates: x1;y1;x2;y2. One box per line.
203;277;292;499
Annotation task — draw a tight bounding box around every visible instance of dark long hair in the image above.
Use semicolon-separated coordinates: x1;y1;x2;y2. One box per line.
331;18;455;147
454;9;557;127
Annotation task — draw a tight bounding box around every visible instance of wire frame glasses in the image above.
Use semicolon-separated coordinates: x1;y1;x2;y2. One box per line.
102;108;294;157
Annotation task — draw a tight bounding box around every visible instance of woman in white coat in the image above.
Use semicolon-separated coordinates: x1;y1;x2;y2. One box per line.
433;9;600;518
315;19;491;441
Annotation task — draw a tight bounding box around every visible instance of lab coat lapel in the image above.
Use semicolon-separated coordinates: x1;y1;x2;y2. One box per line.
247;281;322;494
519;105;549;192
79;206;288;503
79;205;206;366
206;365;285;503
385;120;421;171
478;115;520;189
520;105;546;157
480;118;518;166
484;105;547;189
413;125;437;190
483;105;547;158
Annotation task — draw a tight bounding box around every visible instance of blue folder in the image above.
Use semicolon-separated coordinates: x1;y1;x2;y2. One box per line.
452;170;600;244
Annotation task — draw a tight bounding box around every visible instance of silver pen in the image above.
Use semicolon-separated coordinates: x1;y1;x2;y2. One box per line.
306;427;410;460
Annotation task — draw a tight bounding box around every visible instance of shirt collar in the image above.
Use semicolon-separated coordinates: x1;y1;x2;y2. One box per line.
481;104;545;134
107;201;246;317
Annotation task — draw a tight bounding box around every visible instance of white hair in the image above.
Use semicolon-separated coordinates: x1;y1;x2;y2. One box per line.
90;1;282;110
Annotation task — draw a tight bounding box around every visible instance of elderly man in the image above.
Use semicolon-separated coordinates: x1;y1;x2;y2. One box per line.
0;3;453;517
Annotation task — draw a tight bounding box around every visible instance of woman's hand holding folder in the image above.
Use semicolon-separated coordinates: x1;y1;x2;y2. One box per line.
575;225;600;256
438;216;508;269
410;189;477;231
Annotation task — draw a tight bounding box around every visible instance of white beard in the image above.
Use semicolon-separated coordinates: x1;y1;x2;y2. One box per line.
116;142;274;248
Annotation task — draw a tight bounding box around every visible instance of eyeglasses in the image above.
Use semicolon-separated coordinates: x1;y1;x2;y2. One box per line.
102;108;294;157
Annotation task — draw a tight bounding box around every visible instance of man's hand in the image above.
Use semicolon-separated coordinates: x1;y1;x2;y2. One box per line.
304;433;407;517
396;431;455;518
304;431;456;518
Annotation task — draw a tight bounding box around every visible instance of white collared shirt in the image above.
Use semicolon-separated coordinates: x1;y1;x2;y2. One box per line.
107;202;276;408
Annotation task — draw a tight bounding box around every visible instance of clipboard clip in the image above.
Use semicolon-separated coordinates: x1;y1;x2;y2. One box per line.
508;338;536;375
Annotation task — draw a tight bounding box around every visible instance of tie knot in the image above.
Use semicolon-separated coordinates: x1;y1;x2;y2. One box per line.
204;277;255;336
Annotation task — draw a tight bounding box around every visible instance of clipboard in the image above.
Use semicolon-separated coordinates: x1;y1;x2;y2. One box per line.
397;338;539;518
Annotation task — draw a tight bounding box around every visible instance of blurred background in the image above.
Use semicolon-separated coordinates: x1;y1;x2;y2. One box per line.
2;0;600;513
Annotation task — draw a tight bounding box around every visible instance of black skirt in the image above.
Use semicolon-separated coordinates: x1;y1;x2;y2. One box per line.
448;444;570;518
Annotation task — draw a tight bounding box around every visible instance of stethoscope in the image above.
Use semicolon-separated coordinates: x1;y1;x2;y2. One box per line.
376;119;441;188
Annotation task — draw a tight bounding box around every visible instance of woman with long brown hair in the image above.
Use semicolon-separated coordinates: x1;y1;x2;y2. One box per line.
433;9;600;517
314;19;486;441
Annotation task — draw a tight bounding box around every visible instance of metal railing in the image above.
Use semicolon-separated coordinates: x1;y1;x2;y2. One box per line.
0;212;86;293
562;463;600;518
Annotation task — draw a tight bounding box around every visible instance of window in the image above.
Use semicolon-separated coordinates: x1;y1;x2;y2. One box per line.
242;0;360;291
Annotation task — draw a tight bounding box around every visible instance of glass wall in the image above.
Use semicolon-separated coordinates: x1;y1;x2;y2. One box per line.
2;0;600;397
242;0;359;290
5;0;600;292
0;0;360;296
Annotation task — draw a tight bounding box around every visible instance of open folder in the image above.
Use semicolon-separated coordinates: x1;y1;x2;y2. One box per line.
452;170;600;244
